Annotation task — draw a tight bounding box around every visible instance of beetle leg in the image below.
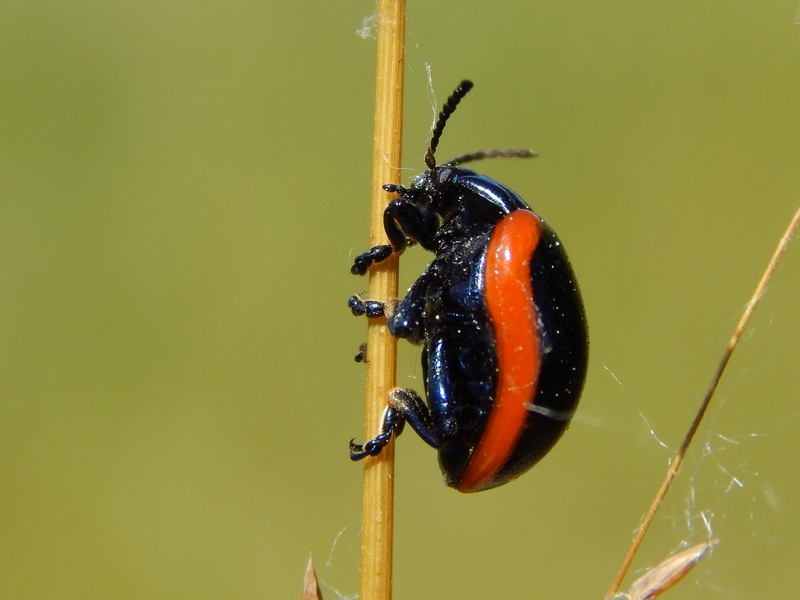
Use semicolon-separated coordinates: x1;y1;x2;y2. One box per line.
354;342;368;363
384;199;439;252
348;294;385;318
351;195;439;276
386;268;432;343
349;387;441;461
351;244;393;275
349;406;406;460
387;388;441;448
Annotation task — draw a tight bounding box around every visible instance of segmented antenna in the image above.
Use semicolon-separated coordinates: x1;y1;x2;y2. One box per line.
424;80;474;170
446;148;537;166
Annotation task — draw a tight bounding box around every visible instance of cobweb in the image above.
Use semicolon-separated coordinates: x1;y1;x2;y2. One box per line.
604;363;793;596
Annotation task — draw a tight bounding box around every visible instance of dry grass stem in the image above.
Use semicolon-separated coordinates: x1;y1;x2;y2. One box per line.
360;2;406;600
605;205;800;598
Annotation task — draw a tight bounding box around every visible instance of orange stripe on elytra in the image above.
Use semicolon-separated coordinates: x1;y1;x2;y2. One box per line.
457;210;542;492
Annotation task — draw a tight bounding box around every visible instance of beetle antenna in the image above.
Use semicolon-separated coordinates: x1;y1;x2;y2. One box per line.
445;148;537;167
424;80;474;170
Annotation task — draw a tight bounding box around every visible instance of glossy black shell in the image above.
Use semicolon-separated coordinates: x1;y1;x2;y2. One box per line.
389;165;589;488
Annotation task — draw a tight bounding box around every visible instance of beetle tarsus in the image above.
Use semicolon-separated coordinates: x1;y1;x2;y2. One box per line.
348;295;385;318
351;245;393;275
349;407;405;460
354;342;368;363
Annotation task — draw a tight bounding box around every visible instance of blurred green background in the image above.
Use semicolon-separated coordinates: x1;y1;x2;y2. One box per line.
1;1;799;598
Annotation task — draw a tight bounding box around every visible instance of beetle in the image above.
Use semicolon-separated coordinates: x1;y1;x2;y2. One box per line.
348;80;588;492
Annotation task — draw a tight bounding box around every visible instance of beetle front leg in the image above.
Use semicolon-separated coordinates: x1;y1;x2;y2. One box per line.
383;198;438;252
351;245;393;276
350;197;439;276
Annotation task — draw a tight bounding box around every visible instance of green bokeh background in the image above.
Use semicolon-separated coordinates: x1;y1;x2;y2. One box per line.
1;1;799;598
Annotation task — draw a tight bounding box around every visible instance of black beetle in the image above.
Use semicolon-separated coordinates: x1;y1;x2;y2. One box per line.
349;81;588;492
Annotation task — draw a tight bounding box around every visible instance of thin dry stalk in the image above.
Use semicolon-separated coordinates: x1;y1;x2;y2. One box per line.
605;205;800;599
359;2;406;600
